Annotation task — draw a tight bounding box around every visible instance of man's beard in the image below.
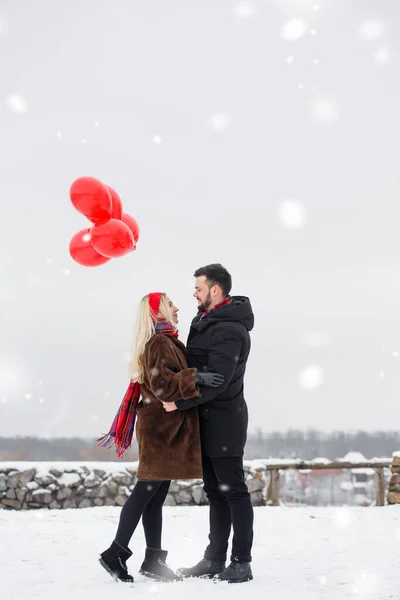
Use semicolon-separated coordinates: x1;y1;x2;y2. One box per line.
198;292;212;313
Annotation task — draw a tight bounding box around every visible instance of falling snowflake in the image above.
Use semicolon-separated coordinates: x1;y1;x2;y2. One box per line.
297;83;304;90
146;484;154;492
234;1;257;19
281;19;308;41
39;398;44;404
278;199;306;230
286;56;294;64
313;98;339;123
373;48;390;65
150;367;160;378
310;29;318;36
94;121;100;128
80;137;87;145
313;4;320;11
319;575;327;584
64;269;70;276
153;135;162;144
25;393;32;400
379;371;385;378
56;131;62;139
313;58;320;65
210;113;232;131
6;94;28;114
299;365;325;390
358;21;384;41
220;484;230;492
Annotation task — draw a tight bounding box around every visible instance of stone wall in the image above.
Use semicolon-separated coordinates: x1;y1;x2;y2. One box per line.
0;461;267;510
387;452;400;504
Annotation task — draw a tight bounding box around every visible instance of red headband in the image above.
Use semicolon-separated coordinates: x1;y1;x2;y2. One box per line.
148;292;163;318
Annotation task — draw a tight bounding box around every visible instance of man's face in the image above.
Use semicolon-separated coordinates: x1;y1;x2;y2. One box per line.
193;276;213;312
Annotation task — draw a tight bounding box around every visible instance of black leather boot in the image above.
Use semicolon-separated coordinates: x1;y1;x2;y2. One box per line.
213;560;253;583
139;548;182;582
177;558;226;579
99;540;134;582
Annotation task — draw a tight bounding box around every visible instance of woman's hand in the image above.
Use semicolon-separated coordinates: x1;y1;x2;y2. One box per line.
162;401;177;412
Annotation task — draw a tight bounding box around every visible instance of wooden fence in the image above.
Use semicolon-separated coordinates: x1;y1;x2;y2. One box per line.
265;460;392;506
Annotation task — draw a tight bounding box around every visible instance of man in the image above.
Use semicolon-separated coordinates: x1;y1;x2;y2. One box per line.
162;263;254;583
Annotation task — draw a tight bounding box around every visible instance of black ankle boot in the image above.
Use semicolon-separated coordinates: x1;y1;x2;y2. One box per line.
99;540;134;582
213;560;253;583
177;558;226;579
139;548;182;582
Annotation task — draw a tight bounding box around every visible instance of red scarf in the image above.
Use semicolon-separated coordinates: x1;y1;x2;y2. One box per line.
201;295;232;319
96;381;141;458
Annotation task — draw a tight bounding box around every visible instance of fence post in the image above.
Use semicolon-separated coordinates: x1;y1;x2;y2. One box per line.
266;469;280;506
375;467;385;506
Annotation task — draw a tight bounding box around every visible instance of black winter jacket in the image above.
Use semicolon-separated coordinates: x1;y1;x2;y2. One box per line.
176;296;254;457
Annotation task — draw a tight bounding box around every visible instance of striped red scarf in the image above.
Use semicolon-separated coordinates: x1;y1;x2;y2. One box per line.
201;295;232;319
97;320;178;457
154;319;179;337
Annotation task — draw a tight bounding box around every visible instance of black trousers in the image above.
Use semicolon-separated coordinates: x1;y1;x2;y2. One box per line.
202;456;254;563
115;480;170;549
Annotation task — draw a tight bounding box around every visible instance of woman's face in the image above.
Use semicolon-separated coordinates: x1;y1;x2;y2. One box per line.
165;296;179;324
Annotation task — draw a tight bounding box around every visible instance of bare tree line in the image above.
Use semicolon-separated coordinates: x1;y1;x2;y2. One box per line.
0;429;399;462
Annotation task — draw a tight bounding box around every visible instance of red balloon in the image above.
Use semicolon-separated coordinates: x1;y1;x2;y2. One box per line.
107;186;123;220
69;228;111;267
122;213;140;243
91;219;135;258
70;177;112;224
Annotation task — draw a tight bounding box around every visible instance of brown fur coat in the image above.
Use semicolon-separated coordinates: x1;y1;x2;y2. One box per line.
135;334;202;480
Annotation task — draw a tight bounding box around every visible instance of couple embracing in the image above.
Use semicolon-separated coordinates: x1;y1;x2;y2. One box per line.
98;263;254;584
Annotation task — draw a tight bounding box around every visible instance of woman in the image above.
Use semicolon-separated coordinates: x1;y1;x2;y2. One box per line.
97;292;224;583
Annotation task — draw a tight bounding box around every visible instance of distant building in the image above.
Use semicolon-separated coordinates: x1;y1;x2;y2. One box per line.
338;451;375;506
281;452;378;506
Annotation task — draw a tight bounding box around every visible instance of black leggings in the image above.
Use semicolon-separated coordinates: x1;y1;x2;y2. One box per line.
115;480;170;549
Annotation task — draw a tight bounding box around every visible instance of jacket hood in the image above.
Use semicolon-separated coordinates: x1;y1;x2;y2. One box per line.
192;295;254;332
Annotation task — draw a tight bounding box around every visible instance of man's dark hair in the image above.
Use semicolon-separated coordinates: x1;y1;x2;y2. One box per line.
194;263;232;297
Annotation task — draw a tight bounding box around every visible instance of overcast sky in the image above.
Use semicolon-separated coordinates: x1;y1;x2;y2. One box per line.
0;0;399;438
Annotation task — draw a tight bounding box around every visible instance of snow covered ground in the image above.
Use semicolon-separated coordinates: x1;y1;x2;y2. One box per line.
1;505;399;600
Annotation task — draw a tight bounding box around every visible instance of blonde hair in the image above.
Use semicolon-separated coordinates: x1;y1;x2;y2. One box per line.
129;293;177;383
